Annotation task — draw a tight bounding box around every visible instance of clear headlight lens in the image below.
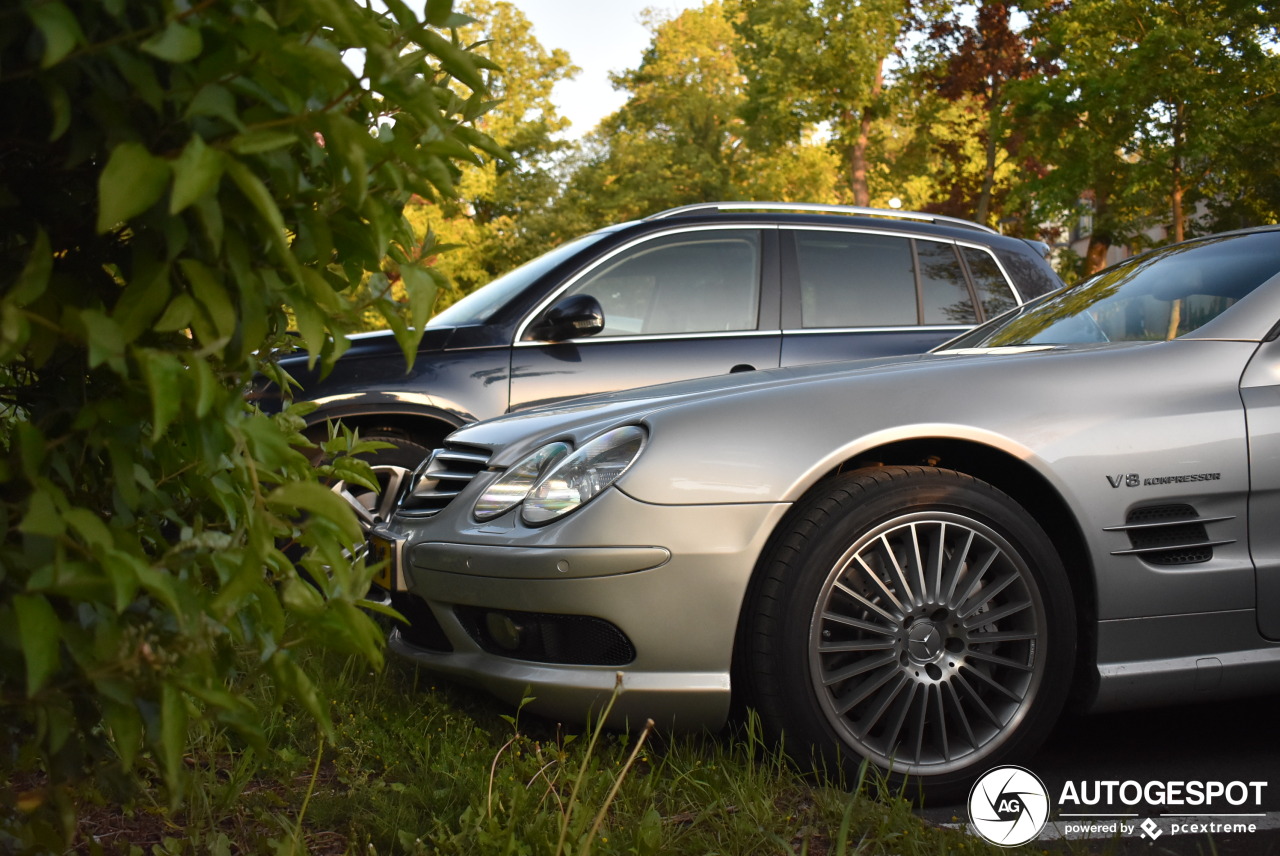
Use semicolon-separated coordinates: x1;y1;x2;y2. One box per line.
473;441;570;521
522;426;647;524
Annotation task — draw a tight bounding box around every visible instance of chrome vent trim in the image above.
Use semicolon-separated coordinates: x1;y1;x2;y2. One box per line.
1105;504;1235;565
399;444;492;517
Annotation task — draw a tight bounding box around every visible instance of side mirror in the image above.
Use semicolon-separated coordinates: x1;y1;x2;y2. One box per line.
528;294;605;342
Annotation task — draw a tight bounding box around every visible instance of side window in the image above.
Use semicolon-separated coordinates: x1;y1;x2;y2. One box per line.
918;240;976;324
961;247;1017;318
563;230;760;336
794;232;916;327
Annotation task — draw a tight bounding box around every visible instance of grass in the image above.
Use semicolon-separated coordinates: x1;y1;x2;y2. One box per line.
59;648;1067;855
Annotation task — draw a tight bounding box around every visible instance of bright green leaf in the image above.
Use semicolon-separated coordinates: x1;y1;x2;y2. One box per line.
225;159;300;277
229;130;298;155
78;309;126;370
181;260;236;342
14;595;60;696
97;142;170;233
170;135;225;214
153;293;196;333
266;481;362;544
64;508;114;551
141;20;203;63
137;349;183;439
29;2;83;68
398;263;438;334
185;84;244;130
19;487;64;538
424;0;454;27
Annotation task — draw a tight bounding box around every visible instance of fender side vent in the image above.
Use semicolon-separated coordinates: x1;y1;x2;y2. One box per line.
1104;504;1235;565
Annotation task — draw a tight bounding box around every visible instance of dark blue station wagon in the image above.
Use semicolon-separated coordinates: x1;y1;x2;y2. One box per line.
271;203;1062;491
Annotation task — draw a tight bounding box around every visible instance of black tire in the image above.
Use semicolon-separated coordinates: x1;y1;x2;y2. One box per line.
742;466;1075;802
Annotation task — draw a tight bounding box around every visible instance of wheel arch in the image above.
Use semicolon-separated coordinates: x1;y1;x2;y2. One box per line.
302;402;468;450
734;434;1099;713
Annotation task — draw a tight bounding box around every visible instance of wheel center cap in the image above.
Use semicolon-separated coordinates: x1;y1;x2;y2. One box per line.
907;621;943;663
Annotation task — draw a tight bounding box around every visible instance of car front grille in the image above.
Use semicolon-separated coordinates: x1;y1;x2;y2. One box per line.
398;443;491;517
1105;504;1236;565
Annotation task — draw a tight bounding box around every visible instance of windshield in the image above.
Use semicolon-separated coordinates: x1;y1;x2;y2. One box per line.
944;231;1280;349
429;231;612;327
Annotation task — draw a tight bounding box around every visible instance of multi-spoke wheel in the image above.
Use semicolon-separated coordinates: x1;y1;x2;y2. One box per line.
323;432;432;535
743;466;1075;800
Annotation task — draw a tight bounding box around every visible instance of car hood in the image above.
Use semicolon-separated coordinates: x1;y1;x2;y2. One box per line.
448;338;1260;507
449;351;939;458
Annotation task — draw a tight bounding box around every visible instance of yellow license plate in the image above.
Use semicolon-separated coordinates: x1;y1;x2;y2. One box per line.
367;532;399;591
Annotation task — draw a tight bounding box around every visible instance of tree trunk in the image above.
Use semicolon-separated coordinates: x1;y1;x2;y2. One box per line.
1085;236;1111;275
847;55;886;207
1084;189;1113;275
1170;101;1185;243
977;83;1008;226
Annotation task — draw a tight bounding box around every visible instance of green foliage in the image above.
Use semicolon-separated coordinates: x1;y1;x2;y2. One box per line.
405;0;580;303
1014;0;1280;271
553;3;841;232
732;0;911;204
0;0;500;843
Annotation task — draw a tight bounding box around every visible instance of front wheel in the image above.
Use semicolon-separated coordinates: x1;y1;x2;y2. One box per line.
742;466;1075;801
330;432;434;534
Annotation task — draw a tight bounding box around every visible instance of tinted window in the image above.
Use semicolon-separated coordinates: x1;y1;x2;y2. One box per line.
918;241;976;324
795;232;916;327
950;232;1280;348
961;247;1017;318
564;230;760;336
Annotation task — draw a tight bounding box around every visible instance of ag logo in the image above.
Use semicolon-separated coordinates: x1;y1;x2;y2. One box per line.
968;766;1050;846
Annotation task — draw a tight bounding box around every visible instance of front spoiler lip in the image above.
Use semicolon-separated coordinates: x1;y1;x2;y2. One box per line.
389;628;732;731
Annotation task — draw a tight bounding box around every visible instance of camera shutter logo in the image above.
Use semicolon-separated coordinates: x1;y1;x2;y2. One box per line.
968;766;1051;846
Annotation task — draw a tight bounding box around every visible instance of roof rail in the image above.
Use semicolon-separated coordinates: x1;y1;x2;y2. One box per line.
645;201;999;234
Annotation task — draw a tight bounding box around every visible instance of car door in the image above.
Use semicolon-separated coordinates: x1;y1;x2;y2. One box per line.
779;229;1018;366
508;226;782;411
1241;334;1280;641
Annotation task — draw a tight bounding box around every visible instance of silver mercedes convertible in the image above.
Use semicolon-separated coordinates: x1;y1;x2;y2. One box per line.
368;227;1280;796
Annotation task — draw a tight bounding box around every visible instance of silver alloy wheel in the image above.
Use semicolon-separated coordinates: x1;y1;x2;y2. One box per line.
334;464;412;531
808;511;1047;776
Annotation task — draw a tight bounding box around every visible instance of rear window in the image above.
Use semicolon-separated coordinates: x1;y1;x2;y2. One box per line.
795;232;918;327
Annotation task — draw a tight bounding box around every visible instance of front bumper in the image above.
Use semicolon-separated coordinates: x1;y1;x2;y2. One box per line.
386;488;791;731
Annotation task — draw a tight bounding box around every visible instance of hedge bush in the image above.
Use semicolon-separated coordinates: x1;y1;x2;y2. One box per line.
0;0;500;846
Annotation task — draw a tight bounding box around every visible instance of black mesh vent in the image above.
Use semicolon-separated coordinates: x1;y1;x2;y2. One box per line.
392;592;453;652
454;607;636;666
1122;504;1212;565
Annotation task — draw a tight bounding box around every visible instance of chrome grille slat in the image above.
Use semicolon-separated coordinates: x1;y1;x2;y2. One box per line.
399;443;492;517
433;451;490;465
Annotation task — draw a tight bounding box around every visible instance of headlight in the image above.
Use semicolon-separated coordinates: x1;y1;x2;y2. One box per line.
473;441;570;521
522;426;647;524
471;425;647;524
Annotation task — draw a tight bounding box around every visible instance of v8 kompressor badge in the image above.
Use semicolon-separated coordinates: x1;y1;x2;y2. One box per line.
1107;472;1221;488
